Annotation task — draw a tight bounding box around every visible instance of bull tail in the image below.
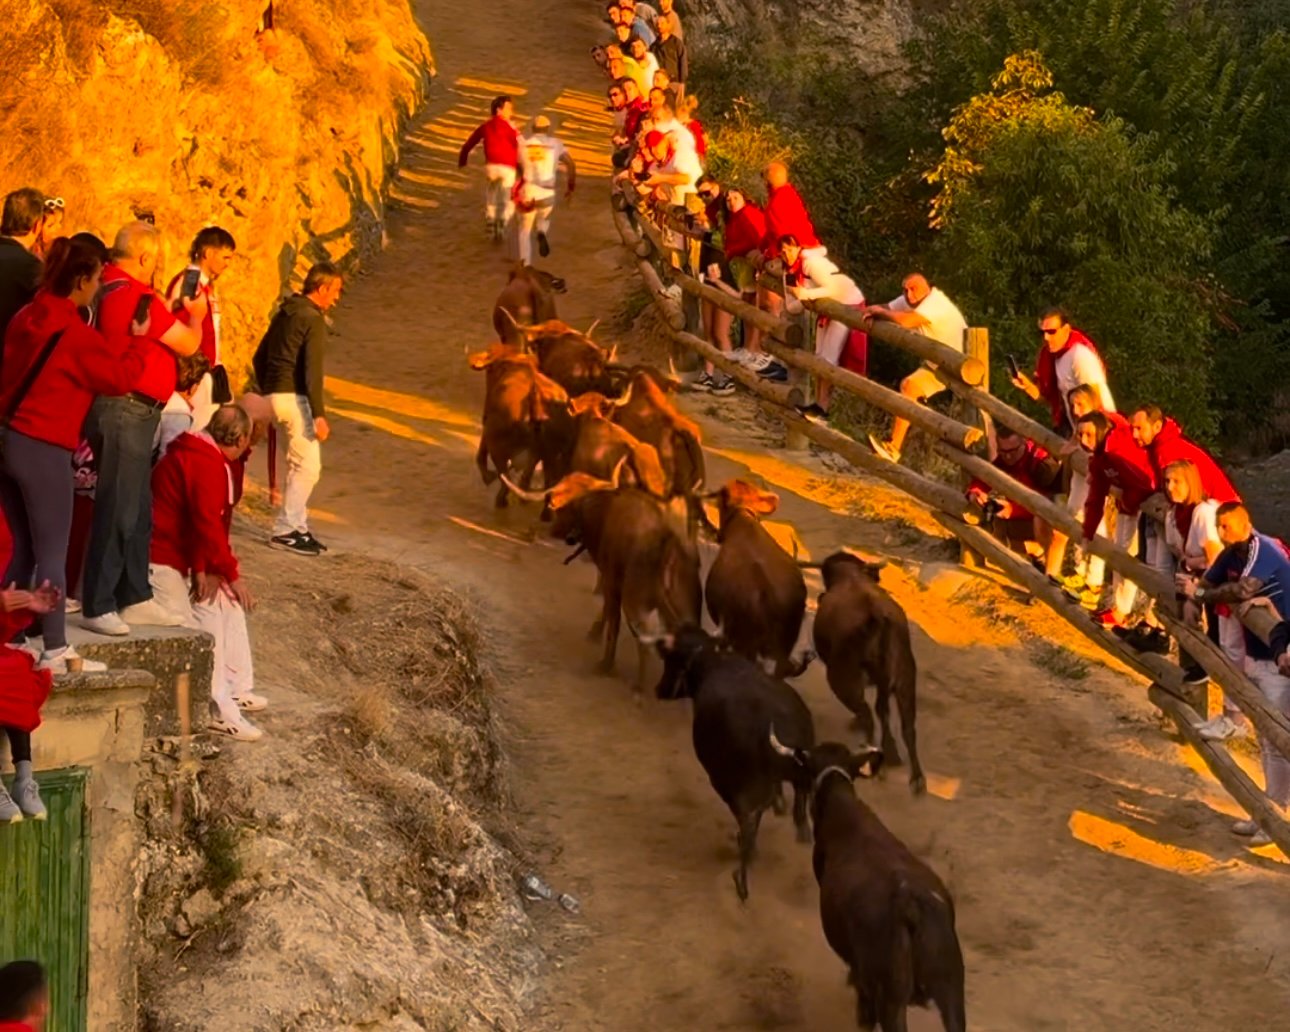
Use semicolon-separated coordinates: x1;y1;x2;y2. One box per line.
680;427;706;494
902;883;966;1032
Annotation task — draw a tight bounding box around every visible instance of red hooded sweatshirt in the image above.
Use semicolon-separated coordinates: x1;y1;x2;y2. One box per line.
723;203;767;262
1083;413;1157;538
457;115;520;168
967;439;1061;521
761;183;820;258
1146;418;1239;504
0;608;52;733
0;291;147;450
150;431;240;583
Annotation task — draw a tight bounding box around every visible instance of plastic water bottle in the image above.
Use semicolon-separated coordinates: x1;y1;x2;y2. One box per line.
519;873;553;901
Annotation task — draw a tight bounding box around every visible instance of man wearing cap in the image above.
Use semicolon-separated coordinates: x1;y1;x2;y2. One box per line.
637;129;702;207
515;116;577;264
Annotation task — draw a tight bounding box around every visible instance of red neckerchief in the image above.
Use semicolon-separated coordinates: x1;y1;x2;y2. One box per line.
1173;502;1196;544
1034;328;1099;428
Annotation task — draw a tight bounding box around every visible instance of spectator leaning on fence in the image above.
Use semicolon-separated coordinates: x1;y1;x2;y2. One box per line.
720;186;767;359
1075;409;1156;631
690;177;736;396
966;428;1063;560
780;234;865;422
867;273;969;464
636;129;702;209
1178;502;1290;847
81;221;205;639
1012;306;1113;434
0;189;46;346
1047;383;1111;606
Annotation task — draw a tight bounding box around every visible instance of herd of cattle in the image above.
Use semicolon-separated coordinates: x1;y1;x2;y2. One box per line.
471;265;966;1032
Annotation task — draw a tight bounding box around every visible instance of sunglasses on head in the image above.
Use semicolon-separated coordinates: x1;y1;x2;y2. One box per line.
44;197;65;211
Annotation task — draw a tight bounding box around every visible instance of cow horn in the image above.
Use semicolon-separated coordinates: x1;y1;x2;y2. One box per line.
500;308;521;329
606;341;620;364
667;354;679;382
611;383;635;407
585;318;601;339
610;454;628;487
498;472;550;503
767;725;797;759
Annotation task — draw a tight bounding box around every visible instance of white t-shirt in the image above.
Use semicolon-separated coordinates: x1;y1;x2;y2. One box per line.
1165;498;1220;563
796;253;864;306
1056;343;1115;425
888;286;967;353
520;134;568;199
655;118;697;161
658;144;702;203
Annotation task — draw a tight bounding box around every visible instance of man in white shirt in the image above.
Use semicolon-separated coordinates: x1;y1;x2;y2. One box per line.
515;115;577;265
638;129;702;207
867;273;968;463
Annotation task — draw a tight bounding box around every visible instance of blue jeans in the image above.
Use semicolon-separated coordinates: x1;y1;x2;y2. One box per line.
82;395;161;619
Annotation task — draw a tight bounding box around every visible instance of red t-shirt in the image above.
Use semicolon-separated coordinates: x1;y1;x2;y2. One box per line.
166;268;217;366
97;265;178;403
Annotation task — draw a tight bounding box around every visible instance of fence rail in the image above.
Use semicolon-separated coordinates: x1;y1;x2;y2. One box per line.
610;183;1290;853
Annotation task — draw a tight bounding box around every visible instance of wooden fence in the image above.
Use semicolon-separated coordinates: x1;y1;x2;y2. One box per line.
611;183;1290;854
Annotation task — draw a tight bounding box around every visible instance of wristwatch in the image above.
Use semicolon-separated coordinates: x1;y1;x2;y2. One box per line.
1194;585;1207;601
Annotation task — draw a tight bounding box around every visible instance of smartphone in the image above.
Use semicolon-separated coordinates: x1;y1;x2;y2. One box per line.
1006;354;1022;379
180;268;202;300
132;292;153;326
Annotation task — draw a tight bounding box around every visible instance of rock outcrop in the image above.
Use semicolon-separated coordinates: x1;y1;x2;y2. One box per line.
0;0;434;378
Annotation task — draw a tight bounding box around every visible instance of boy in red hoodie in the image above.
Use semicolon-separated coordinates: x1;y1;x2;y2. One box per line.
0;582;58;823
458;95;521;242
0;959;47;1031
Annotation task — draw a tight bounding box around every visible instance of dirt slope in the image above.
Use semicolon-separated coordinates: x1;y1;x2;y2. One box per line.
262;0;1290;1027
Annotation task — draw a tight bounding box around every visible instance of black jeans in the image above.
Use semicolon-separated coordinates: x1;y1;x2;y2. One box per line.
82;395;161;619
0;429;74;648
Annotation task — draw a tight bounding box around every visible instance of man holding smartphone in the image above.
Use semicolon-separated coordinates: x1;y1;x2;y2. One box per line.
83;221;205;637
166;226;236;433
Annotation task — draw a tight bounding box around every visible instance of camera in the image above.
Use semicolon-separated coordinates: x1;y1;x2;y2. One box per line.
980;496;1005;521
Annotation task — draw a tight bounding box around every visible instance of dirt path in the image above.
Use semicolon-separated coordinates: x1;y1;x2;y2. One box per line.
285;1;1290;1027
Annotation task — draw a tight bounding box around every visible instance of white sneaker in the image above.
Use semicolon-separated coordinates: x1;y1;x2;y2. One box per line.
1249;830;1274;847
232;692;269;713
729;348;754;367
207;716;264;742
1195;715;1246;741
38;645;107;675
1231;819;1259;837
747;352;773;371
121;599;184;627
82;612;130;636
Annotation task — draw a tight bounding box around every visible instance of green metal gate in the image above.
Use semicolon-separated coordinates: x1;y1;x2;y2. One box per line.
0;767;90;1032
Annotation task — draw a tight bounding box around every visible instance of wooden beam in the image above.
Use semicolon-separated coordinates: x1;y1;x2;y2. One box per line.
671;272;805;347
669;326;805;410
1148;685;1290;855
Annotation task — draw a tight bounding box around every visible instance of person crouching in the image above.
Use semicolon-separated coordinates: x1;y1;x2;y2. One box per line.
148;405;267;742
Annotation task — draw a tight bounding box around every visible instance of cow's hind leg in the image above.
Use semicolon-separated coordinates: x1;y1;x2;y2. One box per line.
732;806;764;903
895;683;926;795
770;784;787;816
853;982;876;1032
476;435;497;485
831;668;875;745
596;582;622;675
790;779;811;842
875;684;902;769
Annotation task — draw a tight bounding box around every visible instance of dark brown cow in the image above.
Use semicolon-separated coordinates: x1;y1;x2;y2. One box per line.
468;344;568;508
809;551;924;795
770;733;965;1032
705;481;809;678
492;265;566;346
504;467;702;697
612;369;705;497
513;319;617;398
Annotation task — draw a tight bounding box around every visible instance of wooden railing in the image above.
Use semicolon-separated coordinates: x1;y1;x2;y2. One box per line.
611;183;1290;853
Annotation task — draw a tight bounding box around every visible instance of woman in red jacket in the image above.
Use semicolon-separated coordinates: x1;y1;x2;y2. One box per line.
1075;409;1157;629
0;237;147;673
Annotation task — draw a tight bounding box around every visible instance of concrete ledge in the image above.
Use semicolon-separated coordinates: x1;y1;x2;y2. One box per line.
69;623;214;738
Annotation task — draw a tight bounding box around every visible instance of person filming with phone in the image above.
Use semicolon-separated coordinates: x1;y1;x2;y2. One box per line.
166;226;235;434
81;221;205;639
1010;306;1113;433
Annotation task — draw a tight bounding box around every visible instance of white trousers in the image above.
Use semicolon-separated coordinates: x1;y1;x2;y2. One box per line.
485;164;517;224
269;393;321;536
1067;469;1107;588
1109;511;1140;616
150;564;255;723
815;319;849;366
516;198;555;265
1245;657;1290;808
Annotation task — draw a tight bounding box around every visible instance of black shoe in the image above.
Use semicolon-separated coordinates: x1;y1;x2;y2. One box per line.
537;231;550;258
759;361;789;382
270;532;321;557
1182;663;1209;685
709;375;736;397
300;531;329;553
795;402;828;423
690;372;714;393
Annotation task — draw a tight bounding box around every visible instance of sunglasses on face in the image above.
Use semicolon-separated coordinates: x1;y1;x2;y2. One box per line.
1040;327;1061;336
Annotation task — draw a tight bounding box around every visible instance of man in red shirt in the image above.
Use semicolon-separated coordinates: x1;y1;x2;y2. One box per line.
150;405;267;741
760;161;822;260
81;221;205;638
165;226;236;433
458;95;521;242
1076;410;1158;629
0;959;47;1031
966;428;1062;557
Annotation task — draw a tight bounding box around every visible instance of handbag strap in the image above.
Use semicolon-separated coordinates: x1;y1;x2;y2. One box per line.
0;329;66;431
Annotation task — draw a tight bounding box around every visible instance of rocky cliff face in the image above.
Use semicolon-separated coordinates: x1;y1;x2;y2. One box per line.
1;0;434;379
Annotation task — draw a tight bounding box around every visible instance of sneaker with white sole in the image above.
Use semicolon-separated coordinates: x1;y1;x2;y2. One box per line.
65;597;82;614
232;692;269;712
11;776;46;820
207;716;264;742
746;352;773;371
121;598;185;627
38;645;107;675
709;375;736;397
1196;715;1247;742
270;531;321;557
82;611;130;637
0;784;21;824
1231;818;1259;837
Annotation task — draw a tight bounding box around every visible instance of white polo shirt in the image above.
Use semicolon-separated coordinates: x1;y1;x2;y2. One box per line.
887;286;967;353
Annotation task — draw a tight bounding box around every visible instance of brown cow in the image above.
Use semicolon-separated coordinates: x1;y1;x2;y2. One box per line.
809;551;924;795
705;481;810;678
504;466;702;697
514;319;618;398
468;344;569;508
492;265;566;346
612;368;705;497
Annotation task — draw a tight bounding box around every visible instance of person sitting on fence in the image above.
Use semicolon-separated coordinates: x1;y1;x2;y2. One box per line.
154;350;212;462
779;234;865;423
0;582;58;823
1011;306;1113;434
1075;410;1157;632
0;959;48;1029
1177;502;1290;847
866;274;969;464
150;405;268;742
965;429;1062;560
1046;383;1112;608
1162;458;1249;741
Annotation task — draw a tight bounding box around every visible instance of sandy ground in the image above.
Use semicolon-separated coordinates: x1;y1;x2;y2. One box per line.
246;0;1290;1027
